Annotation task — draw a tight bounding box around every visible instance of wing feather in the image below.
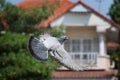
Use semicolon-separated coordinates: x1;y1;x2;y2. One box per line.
50;46;85;71
28;36;48;61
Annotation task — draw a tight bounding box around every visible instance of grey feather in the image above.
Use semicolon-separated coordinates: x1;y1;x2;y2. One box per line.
28;36;48;61
50;46;84;71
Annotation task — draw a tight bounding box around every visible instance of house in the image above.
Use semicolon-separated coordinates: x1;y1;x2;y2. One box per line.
18;0;120;80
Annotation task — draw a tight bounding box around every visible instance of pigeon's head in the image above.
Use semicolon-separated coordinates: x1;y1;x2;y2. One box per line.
58;36;69;44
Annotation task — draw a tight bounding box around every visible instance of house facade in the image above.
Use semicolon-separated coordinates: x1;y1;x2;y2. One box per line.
18;0;119;80
49;0;119;70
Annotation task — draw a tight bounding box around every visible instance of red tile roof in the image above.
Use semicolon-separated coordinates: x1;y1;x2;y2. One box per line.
17;0;120;29
17;0;61;9
37;0;74;28
52;70;118;79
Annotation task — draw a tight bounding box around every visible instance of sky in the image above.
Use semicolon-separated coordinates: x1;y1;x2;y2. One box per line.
6;0;113;17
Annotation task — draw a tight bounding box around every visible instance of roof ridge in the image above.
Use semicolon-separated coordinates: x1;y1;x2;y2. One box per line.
76;0;120;29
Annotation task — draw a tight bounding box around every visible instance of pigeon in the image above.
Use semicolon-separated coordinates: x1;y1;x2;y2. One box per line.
28;34;85;71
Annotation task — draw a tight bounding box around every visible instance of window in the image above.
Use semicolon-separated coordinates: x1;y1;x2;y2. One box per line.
93;38;99;52
64;40;71;52
64;38;99;65
64;38;99;53
83;39;92;52
83;54;88;59
74;54;80;59
72;40;80;52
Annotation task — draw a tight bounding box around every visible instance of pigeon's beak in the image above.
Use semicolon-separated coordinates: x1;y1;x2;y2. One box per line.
58;36;69;44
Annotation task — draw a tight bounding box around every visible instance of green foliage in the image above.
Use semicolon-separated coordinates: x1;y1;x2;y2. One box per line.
109;0;120;24
111;47;120;79
111;47;120;62
0;0;5;11
0;31;28;53
0;51;58;80
33;25;66;37
0;31;59;80
50;25;66;37
109;1;120;78
112;50;120;60
2;5;53;33
0;25;5;31
0;20;65;80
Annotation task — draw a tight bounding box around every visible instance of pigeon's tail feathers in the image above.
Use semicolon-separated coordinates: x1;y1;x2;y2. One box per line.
28;36;48;61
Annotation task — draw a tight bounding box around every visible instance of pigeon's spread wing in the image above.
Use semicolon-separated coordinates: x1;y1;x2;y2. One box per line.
50;46;85;71
28;36;48;61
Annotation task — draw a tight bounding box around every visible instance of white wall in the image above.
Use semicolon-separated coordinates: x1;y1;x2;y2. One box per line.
50;12;114;32
50;8;119;33
51;12;91;26
70;4;90;12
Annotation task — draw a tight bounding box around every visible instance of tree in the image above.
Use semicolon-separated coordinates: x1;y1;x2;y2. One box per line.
0;0;64;80
1;4;53;33
0;0;12;30
0;0;5;11
109;0;120;24
0;31;60;80
109;0;120;78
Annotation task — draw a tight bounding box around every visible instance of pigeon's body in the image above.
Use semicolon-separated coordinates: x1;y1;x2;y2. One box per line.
28;34;86;71
43;37;60;50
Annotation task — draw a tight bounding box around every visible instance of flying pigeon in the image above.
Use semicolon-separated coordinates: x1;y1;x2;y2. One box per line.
28;34;86;71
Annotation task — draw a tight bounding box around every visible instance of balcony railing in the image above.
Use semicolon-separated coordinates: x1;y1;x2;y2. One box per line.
70;52;98;66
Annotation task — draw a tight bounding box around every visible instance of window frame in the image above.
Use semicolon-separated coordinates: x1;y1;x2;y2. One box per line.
64;38;99;65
